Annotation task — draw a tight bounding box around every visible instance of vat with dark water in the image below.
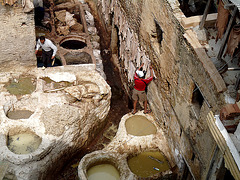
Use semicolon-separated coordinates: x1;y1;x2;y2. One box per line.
125;115;157;136
128;151;170;178
64;52;92;65
60;40;87;50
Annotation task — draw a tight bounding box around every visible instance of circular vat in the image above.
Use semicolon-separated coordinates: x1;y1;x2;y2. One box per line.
78;151;130;180
87;163;120;180
7;128;42;155
60;39;87;50
127;151;170;178
64;52;92;65
125;115;157;136
4;75;36;95
3;97;37;120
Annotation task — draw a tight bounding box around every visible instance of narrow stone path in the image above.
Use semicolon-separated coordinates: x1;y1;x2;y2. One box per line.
55;12;130;178
55;56;130;180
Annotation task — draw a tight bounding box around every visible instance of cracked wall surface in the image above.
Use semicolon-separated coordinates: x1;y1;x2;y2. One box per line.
0;64;111;180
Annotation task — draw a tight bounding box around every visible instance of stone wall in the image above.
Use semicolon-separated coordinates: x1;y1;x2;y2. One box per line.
0;3;36;64
96;0;227;179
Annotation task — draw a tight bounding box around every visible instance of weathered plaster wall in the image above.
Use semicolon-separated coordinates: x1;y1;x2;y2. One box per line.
0;64;111;180
0;3;36;64
96;0;227;179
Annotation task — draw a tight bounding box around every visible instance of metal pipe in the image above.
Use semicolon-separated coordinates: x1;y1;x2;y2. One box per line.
235;73;240;90
228;67;240;71
199;0;212;30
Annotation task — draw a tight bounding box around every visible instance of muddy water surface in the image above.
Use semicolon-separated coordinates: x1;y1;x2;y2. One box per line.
4;77;36;95
125;115;157;136
7;110;33;119
7;133;42;154
128;151;170;178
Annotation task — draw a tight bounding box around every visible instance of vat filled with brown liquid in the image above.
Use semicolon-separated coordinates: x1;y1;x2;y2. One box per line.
125;115;157;136
128;151;170;178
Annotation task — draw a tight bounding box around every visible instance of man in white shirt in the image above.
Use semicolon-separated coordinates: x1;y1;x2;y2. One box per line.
35;36;57;69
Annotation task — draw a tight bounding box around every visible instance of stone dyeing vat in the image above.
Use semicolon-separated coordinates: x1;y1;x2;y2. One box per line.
0;65;111;180
7;128;42;155
125;115;157;136
78;111;177;179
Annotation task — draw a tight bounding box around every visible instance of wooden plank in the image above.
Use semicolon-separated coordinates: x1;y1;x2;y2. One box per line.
181;13;217;29
225;149;240;180
207;116;237;178
79;3;88;35
207;112;240;179
199;0;213;29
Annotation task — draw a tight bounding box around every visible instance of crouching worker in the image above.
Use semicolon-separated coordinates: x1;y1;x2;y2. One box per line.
35;36;57;69
132;63;153;114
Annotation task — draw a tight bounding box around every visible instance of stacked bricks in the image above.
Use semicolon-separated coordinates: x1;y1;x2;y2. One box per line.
220;104;240;133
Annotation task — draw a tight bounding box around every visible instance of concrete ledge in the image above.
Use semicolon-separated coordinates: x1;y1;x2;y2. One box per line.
42;64;96;72
181;13;217;29
184;29;227;93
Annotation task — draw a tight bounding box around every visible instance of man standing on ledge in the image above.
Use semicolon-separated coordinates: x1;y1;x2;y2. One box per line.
132;63;154;114
35;36;57;69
